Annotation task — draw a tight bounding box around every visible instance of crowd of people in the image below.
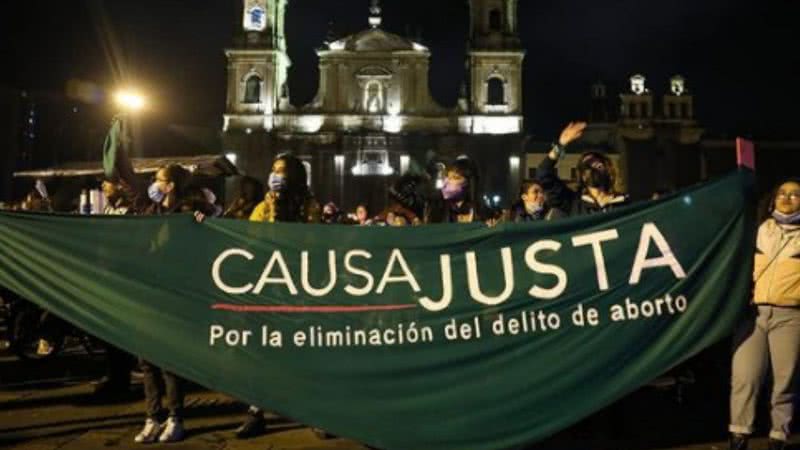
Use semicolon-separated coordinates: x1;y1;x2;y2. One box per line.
1;121;798;450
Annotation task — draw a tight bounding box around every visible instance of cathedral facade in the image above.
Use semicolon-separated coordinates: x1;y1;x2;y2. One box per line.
222;0;526;210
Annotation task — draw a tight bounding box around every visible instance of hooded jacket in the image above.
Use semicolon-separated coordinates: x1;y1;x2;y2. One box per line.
754;218;800;306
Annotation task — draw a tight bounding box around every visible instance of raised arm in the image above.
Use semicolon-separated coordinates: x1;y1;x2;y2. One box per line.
536;121;587;212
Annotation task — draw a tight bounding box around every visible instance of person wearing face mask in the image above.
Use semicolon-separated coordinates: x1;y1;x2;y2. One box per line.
249;154;320;224
237;154;320;439
537;121;629;216
121;164;218;444
116;164;218;220
424;156;483;224
728;179;800;450
509;179;563;222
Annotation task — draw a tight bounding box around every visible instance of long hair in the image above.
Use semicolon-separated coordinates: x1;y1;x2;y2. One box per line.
448;156;480;205
425;156;483;223
161;164;191;199
240;176;264;203
389;174;428;219
273;154;313;222
576;152;621;193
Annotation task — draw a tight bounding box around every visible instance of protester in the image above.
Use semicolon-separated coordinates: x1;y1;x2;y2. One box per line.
350;204;373;226
509;179;557;222
19;181;52;212
537;121;629;216
119;164;217;444
321;202;346;224
223;176;264;219
239;153;321;439
249;154;320;224
382;211;396;227
89;180;136;398
729;179;800;450
373;174;426;226
101;180;132;216
424;157;483;224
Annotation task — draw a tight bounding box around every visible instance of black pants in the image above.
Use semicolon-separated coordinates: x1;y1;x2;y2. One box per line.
139;358;184;418
104;345;135;387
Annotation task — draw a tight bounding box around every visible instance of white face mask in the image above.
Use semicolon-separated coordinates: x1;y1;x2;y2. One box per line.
524;201;544;215
148;182;165;203
773;210;800;225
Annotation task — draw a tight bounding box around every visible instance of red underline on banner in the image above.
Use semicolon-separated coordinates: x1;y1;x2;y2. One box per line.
211;304;418;313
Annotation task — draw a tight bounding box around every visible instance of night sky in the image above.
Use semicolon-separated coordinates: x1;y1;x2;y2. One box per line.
1;0;797;140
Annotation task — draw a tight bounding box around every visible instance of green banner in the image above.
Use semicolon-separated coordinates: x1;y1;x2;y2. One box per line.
0;170;755;450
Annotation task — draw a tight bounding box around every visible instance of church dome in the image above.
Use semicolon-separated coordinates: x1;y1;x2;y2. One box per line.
328;28;428;53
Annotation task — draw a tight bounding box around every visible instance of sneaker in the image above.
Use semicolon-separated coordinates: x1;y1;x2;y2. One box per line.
768;439;786;450
235;413;267;439
158;416;185;443
134;418;161;444
729;433;748;450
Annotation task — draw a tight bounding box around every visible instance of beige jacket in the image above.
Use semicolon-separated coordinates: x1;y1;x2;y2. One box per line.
754;218;800;306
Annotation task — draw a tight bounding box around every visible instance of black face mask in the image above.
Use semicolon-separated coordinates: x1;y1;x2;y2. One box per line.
587;170;612;191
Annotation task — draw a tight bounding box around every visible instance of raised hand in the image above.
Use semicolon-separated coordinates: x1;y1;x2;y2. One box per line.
558;121;588;146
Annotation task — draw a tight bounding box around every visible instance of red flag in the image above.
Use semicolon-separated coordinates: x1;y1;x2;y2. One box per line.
736;137;755;170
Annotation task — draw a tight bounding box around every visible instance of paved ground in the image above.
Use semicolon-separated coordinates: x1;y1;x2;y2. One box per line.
0;343;797;450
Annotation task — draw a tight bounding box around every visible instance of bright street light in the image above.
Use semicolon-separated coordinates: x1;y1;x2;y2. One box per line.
114;90;146;112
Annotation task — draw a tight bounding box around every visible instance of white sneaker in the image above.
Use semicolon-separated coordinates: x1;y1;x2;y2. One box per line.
134;418;161;444
158;416;185;443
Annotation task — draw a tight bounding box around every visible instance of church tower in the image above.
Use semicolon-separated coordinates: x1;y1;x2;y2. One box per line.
224;0;291;132
465;0;524;133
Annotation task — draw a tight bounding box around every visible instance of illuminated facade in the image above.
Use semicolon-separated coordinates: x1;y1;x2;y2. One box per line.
223;0;526;209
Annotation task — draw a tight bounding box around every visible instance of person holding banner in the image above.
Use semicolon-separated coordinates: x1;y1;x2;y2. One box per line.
509;178;565;222
729;179;800;450
130;165;217;444
223;176;264;220
374;174;425;226
249;154;320;224
537;121;629;216
90;180;136;398
238;153;322;439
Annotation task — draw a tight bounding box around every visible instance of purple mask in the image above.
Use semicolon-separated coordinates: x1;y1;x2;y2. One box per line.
441;179;466;201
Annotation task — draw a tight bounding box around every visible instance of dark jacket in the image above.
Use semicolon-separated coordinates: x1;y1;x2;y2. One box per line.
424;194;483;224
121;179;217;217
509;202;545;222
536;155;629;216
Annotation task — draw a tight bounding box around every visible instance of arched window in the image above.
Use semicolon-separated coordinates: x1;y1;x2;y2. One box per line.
244;75;262;104
487;78;505;106
364;80;385;113
489;9;502;31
